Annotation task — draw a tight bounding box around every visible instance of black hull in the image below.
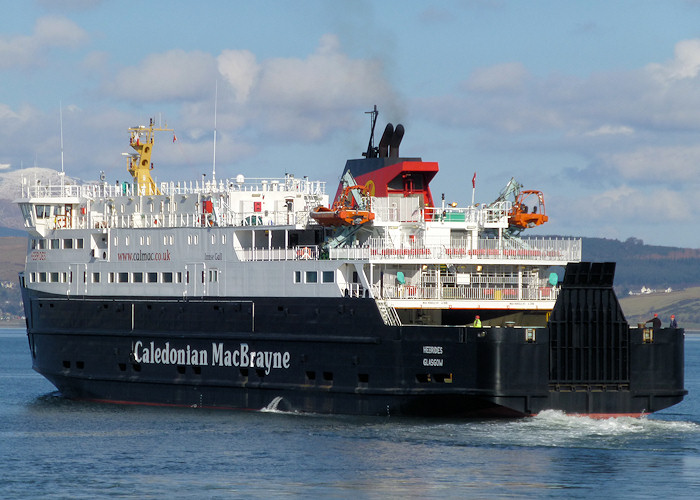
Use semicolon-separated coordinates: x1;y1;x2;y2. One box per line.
21;262;687;418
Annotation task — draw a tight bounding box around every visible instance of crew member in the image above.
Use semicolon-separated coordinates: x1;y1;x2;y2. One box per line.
670;315;678;328
473;315;482;328
646;313;661;331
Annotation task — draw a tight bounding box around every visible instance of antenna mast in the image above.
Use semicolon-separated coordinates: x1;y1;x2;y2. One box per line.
59;101;65;175
212;80;218;184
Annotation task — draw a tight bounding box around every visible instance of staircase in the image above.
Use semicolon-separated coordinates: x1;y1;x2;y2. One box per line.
375;299;402;326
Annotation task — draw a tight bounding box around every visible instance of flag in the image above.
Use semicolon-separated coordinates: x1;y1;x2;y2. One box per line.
173;134;177;143
472;172;476;189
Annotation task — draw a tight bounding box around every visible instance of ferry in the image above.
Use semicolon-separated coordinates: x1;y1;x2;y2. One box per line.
17;109;686;417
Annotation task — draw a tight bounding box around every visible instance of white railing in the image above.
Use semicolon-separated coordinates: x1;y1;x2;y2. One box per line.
240;246;319;262
329;237;581;262
43;210;313;231
375;283;560;302
21;175;326;200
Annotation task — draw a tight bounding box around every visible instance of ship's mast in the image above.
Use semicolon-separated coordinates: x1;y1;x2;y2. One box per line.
127;118;173;195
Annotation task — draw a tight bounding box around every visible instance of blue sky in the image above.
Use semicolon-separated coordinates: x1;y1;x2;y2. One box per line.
3;0;700;246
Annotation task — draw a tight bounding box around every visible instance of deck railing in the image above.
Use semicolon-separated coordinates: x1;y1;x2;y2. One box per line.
375;282;560;302
329;237;581;262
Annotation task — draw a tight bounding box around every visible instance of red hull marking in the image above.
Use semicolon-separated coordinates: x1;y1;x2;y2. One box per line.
81;397;258;412
532;412;646;419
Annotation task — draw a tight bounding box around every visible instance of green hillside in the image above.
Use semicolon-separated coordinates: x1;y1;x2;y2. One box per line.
618;288;700;331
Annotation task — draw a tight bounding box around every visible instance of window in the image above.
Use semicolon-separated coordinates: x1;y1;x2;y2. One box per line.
139;236;144;245
114;236;118;246
125;236;130;246
209;270;218;282
176;272;182;283
76;239;84;249
38;239;46;249
51;239;60;249
211;234;216;244
30;272;36;283
118;272;129;283
38;272;47;282
162;272;173;283
92;272;100;283
305;271;317;283
147;272;158;283
31;239;37;249
35;205;51;219
322;271;334;283
63;238;73;249
108;272;115;283
294;271;301;283
132;272;143;283
221;234;226;244
50;272;59;283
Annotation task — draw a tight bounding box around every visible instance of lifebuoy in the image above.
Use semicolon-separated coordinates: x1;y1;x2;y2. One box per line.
296;247;311;260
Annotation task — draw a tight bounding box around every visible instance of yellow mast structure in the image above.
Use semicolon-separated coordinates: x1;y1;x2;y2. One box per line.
127;118;173;195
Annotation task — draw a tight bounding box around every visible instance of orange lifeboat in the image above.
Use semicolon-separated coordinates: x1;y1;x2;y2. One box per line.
508;190;548;229
311;184;375;227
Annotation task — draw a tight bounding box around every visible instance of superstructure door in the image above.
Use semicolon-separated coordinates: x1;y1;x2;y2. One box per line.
185;263;206;297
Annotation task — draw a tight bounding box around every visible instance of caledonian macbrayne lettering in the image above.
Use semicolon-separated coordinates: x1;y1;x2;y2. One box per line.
132;341;291;374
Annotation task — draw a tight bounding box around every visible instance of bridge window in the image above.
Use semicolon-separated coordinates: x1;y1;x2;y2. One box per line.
147;272;158;283
322;271;334;283
35;205;51;219
305;271;317;283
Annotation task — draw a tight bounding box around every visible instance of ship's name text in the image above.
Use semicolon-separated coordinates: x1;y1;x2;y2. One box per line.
132;341;291;374
422;345;444;367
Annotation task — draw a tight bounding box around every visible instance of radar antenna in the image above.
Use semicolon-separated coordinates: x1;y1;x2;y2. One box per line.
363;105;379;158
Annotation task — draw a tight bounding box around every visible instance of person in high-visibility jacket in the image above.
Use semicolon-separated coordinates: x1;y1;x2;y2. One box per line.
473;315;481;327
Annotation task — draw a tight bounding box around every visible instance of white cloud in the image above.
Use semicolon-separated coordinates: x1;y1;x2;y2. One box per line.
583;125;634;137
600;145;700;183
0;163;10;170
0;16;88;70
209;34;397;141
464;62;529;93
647;39;700;82
105;50;218;102
217;50;260;104
575;185;690;224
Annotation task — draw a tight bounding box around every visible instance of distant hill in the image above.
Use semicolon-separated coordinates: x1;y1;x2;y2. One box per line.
0;227;24;237
576;236;700;293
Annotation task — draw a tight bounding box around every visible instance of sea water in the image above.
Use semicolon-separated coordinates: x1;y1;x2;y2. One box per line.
1;328;698;499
